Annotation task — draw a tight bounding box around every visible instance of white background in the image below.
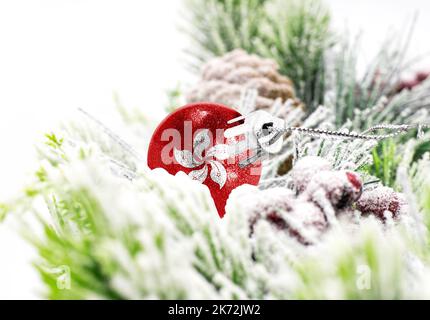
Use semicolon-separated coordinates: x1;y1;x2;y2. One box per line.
0;0;429;299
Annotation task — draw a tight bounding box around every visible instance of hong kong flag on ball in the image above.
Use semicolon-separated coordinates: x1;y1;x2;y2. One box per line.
147;102;262;217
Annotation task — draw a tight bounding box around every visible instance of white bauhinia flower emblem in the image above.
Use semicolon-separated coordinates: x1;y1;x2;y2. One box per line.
173;129;230;188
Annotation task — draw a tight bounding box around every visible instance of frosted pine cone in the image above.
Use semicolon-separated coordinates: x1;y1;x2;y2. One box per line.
356;186;406;221
187;49;299;111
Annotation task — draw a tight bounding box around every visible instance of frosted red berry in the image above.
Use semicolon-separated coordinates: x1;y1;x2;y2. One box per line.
356;186;405;221
303;170;363;210
346;171;362;190
247;187;327;245
291;156;332;192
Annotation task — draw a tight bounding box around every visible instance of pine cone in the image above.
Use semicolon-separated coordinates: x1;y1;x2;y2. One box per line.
187;49;300;111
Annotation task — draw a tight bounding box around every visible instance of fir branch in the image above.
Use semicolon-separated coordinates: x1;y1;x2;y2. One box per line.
6;113;430;299
183;0;270;70
256;0;332;112
183;0;332;112
326;19;422;128
365;140;402;188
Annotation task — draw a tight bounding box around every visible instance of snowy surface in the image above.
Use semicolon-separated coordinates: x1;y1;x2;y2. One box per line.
1;0;430;299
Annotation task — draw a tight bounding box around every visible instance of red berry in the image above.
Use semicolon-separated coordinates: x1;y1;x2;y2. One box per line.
415;71;430;82
291;156;332;192
397;80;418;91
346;171;362;190
396;71;430;92
303;170;363;210
356;186;405;221
247;188;327;245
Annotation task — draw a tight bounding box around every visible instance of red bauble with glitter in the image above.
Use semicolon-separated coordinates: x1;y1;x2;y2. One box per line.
147;102;262;217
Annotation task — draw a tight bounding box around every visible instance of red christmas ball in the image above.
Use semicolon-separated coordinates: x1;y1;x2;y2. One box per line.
147;102;262;218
